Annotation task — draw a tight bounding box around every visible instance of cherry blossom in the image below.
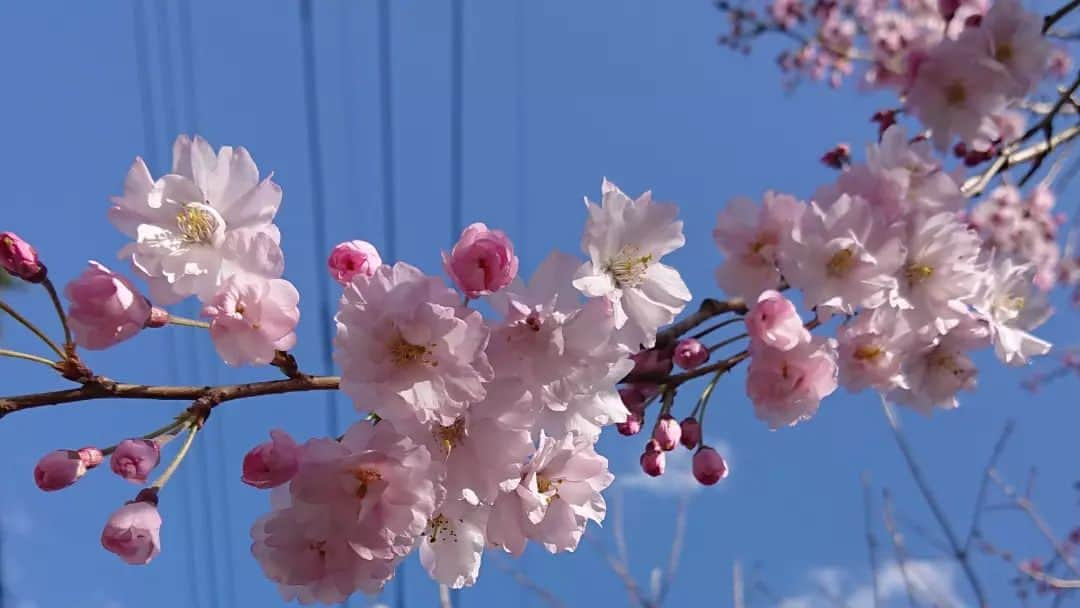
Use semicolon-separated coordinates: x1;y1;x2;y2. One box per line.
714;192;805;301
443;223;519;298
971;256;1052;365
242;429;301;490
745;290;810;351
202;275;300;367
101;500;162;565
34;449;89;491
746;337;839;429
419;498;490;589
65;261;152;350
0;231;46;283
327;240;382;286
836;307;914;393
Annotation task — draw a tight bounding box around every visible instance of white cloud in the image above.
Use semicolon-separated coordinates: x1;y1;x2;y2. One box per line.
779;560;967;608
618;438;733;495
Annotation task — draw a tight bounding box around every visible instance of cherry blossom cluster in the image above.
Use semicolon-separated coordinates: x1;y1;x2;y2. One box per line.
9;136;710;603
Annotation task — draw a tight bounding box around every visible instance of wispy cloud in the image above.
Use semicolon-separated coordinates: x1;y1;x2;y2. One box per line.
779;560;967;608
619;438;733;495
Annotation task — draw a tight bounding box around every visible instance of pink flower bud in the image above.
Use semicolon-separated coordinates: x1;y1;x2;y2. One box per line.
33;450;87;491
693;446;729;486
0;232;46;283
65;261;152;350
101;499;162;565
241;429;300;489
630;348;674;376
745;290;809;351
145;307;169;329
652;415;682;452
618;387;646;416
679;417;701;449
938;0;960;20
443;223;519;298
640;445;666;477
78;446;104;468
110;439;161;484
616;412;643;436
673;338;709;370
327;240;382;286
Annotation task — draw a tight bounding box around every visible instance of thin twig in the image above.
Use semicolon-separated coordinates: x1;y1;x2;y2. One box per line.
964;421;1015;553
654;496;690;606
40;278;72;349
622;350;749;387
150;423;198;489
491;557;566;608
1045;0;1080;33
881;399;989;607
167;315;210;329
882;489;919;608
0;298;65;358
862;473;881;608
691;316;745;341
653;297;748;350
0;348;58;368
988;469;1080;578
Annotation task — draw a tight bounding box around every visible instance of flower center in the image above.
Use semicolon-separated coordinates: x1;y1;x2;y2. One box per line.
426;514;456;544
524;311;543;332
388;335;435;367
905;263;934;285
176;202;224;245
605;246;653;288
854;344;884;361
352;467;382;499
308;540;328;559
995;43;1013;63
433;418;467;454
826;247;856;278
944;81;967;107
536;475;562;504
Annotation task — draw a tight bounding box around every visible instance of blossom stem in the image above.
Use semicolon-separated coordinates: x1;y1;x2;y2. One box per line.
150;423;199;490
691;317;744;341
167;315;210;329
0;298;65;359
40;278;73;350
707;332;749;353
100;416;190;457
0;348;58;368
653;297;748;350
1044;0;1080;33
693;368;725;431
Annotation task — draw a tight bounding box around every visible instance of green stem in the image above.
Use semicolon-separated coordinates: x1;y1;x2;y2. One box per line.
0;348;58;368
100;416;190;457
708;333;749;353
168;315;210;329
41;278;73;349
151;424;198;489
0;298;65;358
695;368;725;431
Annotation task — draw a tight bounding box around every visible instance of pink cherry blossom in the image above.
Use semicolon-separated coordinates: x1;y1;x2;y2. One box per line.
202;275;300;366
110;439;161;484
109;135;284;304
101;500;162;565
78;446;104;468
327;240;382;286
573;180;691;348
34;450;88;491
488;432;613;557
652;415;681;451
443;223;519;298
639;448;665;477
334;262;493;430
616;413;643;436
420;498;490;589
693;447;729;485
905;37;1008;150
64;261;152;350
970;256;1052;366
0;231;46;283
974;0;1050;95
714;192;805;302
746;337;838;429
673;338;709;370
837;307;914;393
890;320;988;412
242;429;301;489
679;417;702;449
745;290;810;351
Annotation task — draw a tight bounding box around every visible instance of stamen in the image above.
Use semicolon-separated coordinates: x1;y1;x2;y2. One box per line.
176;202;223;245
604;246;653;288
905;263;934;285
826;248;856;278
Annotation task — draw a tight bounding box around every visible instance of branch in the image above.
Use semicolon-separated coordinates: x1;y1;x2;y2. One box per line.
881;489;919;608
862;474;881;608
0;375;341;419
653;297;747;350
964;421;1015;553
622;351;749;387
1045;0;1080;33
1021;566;1080;590
988;469;1080;578
491;557;566;608
653;496;690;606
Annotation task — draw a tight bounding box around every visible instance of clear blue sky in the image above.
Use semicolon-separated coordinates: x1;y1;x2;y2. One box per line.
0;2;1077;607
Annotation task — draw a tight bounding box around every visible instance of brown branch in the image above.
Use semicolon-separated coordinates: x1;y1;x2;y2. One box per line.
964;421;1015;552
862;473;882;608
0;375;341;419
1021;565;1080;590
653;297;747;350
988;469;1080;578
1045;0;1080;33
653;496;690;607
882;489;919;608
491;557;567;608
622;351;749;387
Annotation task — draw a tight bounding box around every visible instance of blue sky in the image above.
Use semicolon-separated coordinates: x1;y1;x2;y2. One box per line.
0;1;1078;607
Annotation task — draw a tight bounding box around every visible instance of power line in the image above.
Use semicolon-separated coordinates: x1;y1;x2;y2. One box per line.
379;0;398;263
449;0;464;242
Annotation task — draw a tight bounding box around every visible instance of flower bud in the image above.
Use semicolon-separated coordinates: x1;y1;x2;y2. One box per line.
33;450;87;491
618;387;646;416
679;417;701;449
673;338;709;370
327;240;382;286
443;223;518;298
241;429;300;489
616;412;643;436
101;499;162;565
640;445;665;477
692;446;729;486
65;261;152;350
110;439;161;485
652;415;681;452
0;232;46;283
78;446;104;468
746;290;809;351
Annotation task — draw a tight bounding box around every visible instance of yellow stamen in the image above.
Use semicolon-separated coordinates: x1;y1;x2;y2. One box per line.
826;248;856;278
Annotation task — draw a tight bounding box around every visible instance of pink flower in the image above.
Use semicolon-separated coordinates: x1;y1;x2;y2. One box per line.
746;337;838;429
673;338;709;370
970;256;1051;366
64;261;153;350
327;240;382;286
714;192;805;302
488;432;613;556
101;500;162;565
976;0;1050;95
905;38;1008;150
242;429;300;489
334;262;493;430
110;439;161;484
420;499;490;589
652;415;681;451
443;223;519;298
679;417;702;449
639;443;666;477
78;446;104;468
616;413;643;436
837;307;914;393
693;447;729;485
745;290;810;351
1047;47;1072;79
890;320;987;412
0;232;46;283
33;450;88;491
202;275;300;366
